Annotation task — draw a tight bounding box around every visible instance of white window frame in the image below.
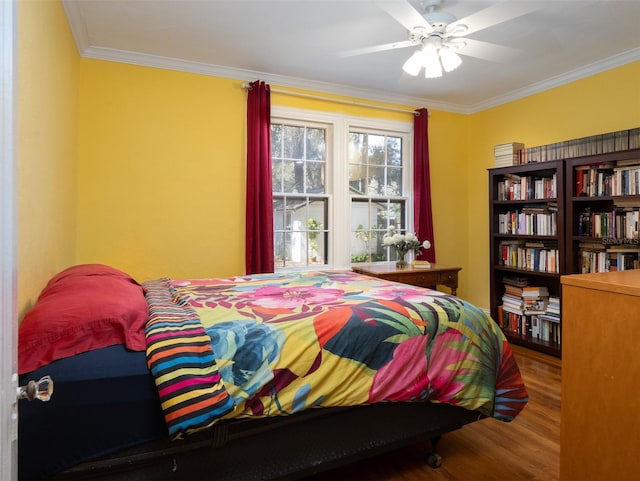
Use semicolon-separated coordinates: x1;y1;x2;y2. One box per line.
271;106;414;271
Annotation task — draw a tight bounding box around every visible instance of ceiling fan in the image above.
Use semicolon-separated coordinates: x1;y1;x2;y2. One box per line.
341;0;540;78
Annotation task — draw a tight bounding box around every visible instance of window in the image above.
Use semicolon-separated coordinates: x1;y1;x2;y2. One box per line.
349;131;407;264
271;120;329;268
272;107;413;270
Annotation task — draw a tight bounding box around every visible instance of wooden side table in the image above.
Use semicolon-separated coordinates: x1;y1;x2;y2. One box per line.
352;263;461;295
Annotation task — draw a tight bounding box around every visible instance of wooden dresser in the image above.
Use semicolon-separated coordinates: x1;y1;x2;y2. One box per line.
352;263;461;295
560;269;640;481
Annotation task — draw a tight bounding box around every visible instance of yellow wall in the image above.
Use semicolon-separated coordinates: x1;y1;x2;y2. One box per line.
76;65;470;288
76;61;246;281
465;61;640;308
17;0;79;316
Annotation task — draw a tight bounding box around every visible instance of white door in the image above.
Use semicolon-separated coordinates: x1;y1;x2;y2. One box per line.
0;1;18;479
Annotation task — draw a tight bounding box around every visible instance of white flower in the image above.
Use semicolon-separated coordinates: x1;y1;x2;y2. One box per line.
381;227;431;257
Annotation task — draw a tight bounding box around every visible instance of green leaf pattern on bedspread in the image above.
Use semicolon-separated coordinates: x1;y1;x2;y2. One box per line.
164;270;527;426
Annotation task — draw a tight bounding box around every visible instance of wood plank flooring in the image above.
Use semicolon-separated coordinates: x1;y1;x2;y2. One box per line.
304;345;561;481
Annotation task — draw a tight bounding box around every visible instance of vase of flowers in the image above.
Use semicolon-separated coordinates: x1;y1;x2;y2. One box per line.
382;226;431;268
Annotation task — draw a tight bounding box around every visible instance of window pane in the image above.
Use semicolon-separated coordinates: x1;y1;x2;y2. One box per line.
349;132;366;164
271;124;283;158
367;166;385;195
350;200;389;263
283;125;305;160
273;196;328;267
386;166;402;196
349;163;366;195
387;136;402;166
351;200;370;263
272;159;283;193
282;160;300;193
274;232;285;267
389;201;405;231
273;198;285;230
308;199;327;265
306;161;325;194
306;128;326;161
367;134;386;165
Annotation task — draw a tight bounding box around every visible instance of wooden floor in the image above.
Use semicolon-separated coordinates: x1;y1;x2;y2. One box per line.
304;345;561;481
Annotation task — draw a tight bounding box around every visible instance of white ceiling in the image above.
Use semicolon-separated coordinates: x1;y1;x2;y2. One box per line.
62;0;640;113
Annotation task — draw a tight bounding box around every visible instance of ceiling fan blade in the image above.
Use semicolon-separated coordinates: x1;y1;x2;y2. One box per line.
337;40;416;58
448;2;540;37
456;38;520;62
376;0;432;33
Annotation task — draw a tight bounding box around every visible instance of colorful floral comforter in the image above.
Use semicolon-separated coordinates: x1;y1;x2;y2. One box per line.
143;270;528;440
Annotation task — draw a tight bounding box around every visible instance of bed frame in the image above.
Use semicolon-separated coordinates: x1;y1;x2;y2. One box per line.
52;402;483;480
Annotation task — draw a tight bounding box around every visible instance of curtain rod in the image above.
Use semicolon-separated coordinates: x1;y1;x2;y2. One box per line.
241;82;423;116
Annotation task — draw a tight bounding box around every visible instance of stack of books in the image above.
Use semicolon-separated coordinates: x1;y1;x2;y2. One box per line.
531;295;560;343
521;285;549;314
494;142;525;167
499;276;527;334
499;279;559;339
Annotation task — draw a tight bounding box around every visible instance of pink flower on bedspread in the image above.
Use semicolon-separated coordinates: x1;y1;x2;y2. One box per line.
369;335;430;402
239;285;345;310
368;285;443;302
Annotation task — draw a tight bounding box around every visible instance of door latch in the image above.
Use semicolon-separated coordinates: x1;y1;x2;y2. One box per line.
17;376;53;402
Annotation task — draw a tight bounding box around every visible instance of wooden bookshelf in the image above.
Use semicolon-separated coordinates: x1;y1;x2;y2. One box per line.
489;139;640;358
565;148;640;275
488;161;564;357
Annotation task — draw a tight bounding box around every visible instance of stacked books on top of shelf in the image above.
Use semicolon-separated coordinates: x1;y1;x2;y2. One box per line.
494;142;525;167
517;127;639;164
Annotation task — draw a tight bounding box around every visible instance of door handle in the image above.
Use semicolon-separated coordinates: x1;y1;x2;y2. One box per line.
17;375;53;402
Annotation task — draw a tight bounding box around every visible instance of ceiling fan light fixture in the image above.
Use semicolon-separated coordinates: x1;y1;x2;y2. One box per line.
422;43;442;78
439;46;462;72
402;50;424;76
423;60;443;78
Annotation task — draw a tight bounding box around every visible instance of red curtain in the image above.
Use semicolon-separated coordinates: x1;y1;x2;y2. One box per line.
413;108;436;263
245;80;274;274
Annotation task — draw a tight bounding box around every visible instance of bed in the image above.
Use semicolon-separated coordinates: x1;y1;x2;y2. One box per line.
18;264;528;480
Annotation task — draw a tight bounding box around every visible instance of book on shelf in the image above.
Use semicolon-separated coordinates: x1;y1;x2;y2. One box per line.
499;239;559;272
502;275;528;287
504;284;524;297
607;247;640;271
523;303;548;316
546;296;560;315
536;314;561;344
522;285;549;298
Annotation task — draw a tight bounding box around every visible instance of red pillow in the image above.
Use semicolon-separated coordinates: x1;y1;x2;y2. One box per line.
18;264;148;374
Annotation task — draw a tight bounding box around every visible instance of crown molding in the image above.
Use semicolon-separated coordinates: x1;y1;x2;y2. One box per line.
61;0;88;55
468;47;640;113
79;44;469;113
